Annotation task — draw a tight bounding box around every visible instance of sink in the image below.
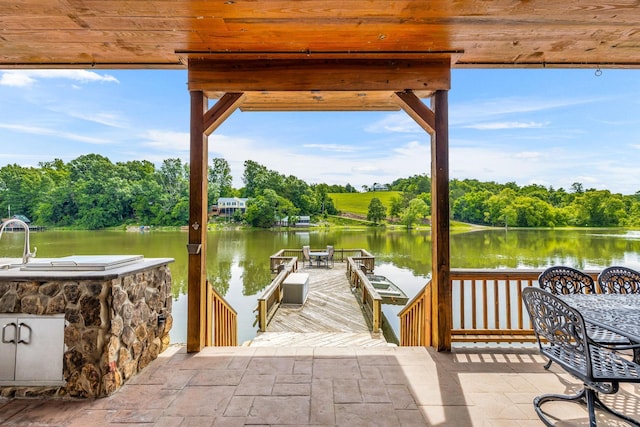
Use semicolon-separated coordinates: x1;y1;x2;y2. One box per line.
20;255;144;271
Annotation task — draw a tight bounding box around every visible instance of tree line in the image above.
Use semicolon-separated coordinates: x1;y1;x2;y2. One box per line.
384;175;640;227
1;154;638;229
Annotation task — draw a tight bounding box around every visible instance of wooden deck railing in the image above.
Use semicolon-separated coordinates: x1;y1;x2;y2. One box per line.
346;256;382;332
207;282;238;346
256;256;298;331
398;269;600;346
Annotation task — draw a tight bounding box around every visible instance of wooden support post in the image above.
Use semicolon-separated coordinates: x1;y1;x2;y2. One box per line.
431;90;451;351
395;89;451;351
187;90;209;353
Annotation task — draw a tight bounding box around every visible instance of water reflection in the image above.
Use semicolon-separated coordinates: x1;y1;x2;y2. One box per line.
3;228;640;345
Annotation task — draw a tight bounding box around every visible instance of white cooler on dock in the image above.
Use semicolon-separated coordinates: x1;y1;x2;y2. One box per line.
282;273;309;304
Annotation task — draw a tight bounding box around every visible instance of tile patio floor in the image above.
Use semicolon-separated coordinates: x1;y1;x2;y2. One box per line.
1;345;638;426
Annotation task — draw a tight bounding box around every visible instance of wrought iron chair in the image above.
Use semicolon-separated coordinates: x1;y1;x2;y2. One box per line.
302;245;312;268
522;287;640;427
597;266;640;294
538;265;596;295
537;266;629;369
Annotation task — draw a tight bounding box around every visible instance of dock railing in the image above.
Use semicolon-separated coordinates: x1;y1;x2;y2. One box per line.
270;248;372;272
398;269;598;346
207;281;238;346
256;256;299;331
346;255;382;333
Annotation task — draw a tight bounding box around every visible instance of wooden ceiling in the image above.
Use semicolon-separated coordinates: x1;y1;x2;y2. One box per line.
2;1;639;110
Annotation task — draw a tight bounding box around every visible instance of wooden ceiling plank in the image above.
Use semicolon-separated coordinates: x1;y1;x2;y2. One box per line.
188;58;451;92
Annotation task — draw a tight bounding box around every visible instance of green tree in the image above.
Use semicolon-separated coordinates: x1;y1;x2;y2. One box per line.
208;157;233;207
366;197;387;224
401;198;429;229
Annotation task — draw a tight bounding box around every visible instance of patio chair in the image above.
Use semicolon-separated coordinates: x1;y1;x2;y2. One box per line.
325;245;334;268
597;266;640;294
537;266;629;369
522;287;640;427
302;245;312;268
538;266;596;295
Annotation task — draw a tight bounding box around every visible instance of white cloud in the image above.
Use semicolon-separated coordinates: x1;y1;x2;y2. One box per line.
365;113;423;134
66;111;128;128
140;130;190;151
302;143;356;153
0;70;119;87
464;121;546;130
0;123;108;144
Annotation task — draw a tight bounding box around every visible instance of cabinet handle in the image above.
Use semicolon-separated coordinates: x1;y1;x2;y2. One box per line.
17;322;32;344
2;322;17;344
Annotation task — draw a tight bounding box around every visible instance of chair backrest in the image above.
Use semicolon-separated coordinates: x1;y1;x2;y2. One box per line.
597;266;640;294
522;287;591;378
302;245;310;260
538;266;595;295
326;245;334;258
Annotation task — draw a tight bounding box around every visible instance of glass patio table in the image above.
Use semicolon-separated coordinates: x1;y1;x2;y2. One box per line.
308;251;328;267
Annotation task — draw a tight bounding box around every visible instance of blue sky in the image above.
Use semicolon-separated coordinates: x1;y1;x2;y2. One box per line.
1;68;639;194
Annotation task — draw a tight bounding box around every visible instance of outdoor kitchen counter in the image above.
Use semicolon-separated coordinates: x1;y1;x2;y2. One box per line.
0;256;174;398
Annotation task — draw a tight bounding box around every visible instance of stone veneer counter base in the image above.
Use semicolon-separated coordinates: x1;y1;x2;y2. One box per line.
0;258;173;399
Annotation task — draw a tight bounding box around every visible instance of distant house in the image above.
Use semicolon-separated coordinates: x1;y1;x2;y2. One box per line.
212;197;249;218
275;215;311;227
371;183;388;192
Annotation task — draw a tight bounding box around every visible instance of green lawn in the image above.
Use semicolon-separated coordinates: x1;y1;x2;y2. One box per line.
329;191;402;216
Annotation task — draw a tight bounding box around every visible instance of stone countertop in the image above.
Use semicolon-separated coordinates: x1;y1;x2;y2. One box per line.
0;257;174;281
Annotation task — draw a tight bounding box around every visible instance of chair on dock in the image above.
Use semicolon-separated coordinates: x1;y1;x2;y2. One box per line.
302;245;312;268
325;245;334;268
597;266;640;294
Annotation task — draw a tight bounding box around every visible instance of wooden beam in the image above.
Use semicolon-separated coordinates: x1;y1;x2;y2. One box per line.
431;90;451;351
187;90;209;353
188;58;451;92
394;90;436;133
203;92;246;135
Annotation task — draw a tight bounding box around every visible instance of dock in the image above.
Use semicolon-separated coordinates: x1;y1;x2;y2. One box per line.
250;262;389;347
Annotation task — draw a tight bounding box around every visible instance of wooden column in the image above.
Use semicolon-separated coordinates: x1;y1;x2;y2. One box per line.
187;91;245;353
187;90;209;353
431;90;451;351
395;89;451;351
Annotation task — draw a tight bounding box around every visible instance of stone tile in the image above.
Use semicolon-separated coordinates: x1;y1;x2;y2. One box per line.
275;373;311;384
176;416;216;426
293;359;313;375
89;385;179;410
313;358;361;379
110;408;163;423
235;374;275;395
153;416;185;427
410;379;468;406
163;386;235;417
396;409;429;426
333;379;363;403
209;417;248;427
387;384;418;410
187;369;244;386
271;383;311;396
245;357;295;375
223;396;254;417
334;403;400;426
169;354;233;370
359;365;383;379
66;409;117;427
1;400;84;425
227;356;252;370
310;379;335;425
360;378;391;403
246;396;310;424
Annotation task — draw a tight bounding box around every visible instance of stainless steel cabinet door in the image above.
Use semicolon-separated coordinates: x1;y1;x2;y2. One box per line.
0;317;17;381
14;316;65;382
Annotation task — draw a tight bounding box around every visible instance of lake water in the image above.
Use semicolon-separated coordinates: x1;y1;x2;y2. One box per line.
2;228;640;345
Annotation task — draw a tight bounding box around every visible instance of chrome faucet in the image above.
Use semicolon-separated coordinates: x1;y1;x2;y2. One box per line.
0;219;37;264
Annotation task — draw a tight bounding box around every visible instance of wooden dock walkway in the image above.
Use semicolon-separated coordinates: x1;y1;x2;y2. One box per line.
250;263;389;347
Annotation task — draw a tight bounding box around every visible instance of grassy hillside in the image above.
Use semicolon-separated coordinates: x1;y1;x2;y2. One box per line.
329;191;402;216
